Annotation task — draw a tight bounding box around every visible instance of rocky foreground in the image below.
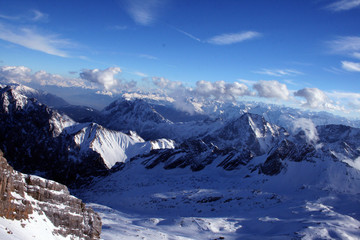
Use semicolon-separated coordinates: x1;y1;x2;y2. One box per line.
0;150;101;239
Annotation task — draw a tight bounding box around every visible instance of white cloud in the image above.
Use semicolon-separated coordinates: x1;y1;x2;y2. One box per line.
207;31;261;45
31;10;48;22
80;67;121;90
238;79;257;86
0;23;72;57
253;80;290;100
327;91;360;111
173;27;201;42
152;77;182;90
139;54;158;60
0;14;20;21
341;61;360;72
255;69;302;77
0;65;92;88
294;88;341;110
108;25;128;31
123;0;168;26
133;71;148;77
0;66;32;83
292;118;319;145
326;0;360;11
195;80;252;101
328;36;360;55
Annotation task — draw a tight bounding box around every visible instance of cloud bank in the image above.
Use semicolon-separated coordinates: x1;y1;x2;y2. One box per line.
0;65;91;88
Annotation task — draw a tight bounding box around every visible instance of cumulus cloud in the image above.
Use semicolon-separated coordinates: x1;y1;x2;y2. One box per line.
80;67;121;90
123;0;169;26
195;80;252;101
0;23;72;57
341;61;360;72
294;88;341;110
326;0;360;11
207;31;261;45
253;80;290;100
0;66;32;83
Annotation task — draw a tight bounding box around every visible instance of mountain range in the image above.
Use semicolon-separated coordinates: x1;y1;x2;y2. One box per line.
0;83;359;239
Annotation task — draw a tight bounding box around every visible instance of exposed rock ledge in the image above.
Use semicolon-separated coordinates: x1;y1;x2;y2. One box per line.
0;150;101;239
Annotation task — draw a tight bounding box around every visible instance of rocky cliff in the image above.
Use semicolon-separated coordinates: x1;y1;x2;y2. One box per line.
0;150;101;239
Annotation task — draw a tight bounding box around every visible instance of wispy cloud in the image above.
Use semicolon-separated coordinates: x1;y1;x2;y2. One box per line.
238;79;257;86
139;54;158;60
0;23;72;57
108;25;128;31
172;26;201;42
326;0;360;11
133;71;148;77
328;36;360;55
0;14;20;21
0;9;47;22
30;10;48;22
341;61;360;72
255;68;303;77
207;31;261;45
123;0;169;26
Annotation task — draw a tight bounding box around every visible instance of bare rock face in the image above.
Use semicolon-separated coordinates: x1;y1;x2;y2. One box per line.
0;150;101;239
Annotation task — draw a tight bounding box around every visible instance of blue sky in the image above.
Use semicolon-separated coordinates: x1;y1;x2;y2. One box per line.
0;0;360;117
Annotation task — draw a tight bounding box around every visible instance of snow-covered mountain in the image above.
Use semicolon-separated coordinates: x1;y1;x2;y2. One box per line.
1;83;360;239
0;85;174;185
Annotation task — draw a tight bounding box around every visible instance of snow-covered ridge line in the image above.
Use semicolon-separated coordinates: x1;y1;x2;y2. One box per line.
67;122;175;169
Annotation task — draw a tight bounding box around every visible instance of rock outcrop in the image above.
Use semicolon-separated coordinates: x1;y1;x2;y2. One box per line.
0;150;101;239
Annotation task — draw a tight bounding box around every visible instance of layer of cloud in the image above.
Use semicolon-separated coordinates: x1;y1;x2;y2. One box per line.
123;0;168;26
255;69;302;77
0;23;72;57
80;67;121;90
253;80;290;100
207;31;261;45
326;0;360;11
0;65;91;88
341;61;360;72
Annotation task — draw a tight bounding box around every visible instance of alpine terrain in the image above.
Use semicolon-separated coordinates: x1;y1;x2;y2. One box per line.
1;83;360;239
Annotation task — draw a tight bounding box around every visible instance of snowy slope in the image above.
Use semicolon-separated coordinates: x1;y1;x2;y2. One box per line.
66;123;175;169
76;149;360;240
